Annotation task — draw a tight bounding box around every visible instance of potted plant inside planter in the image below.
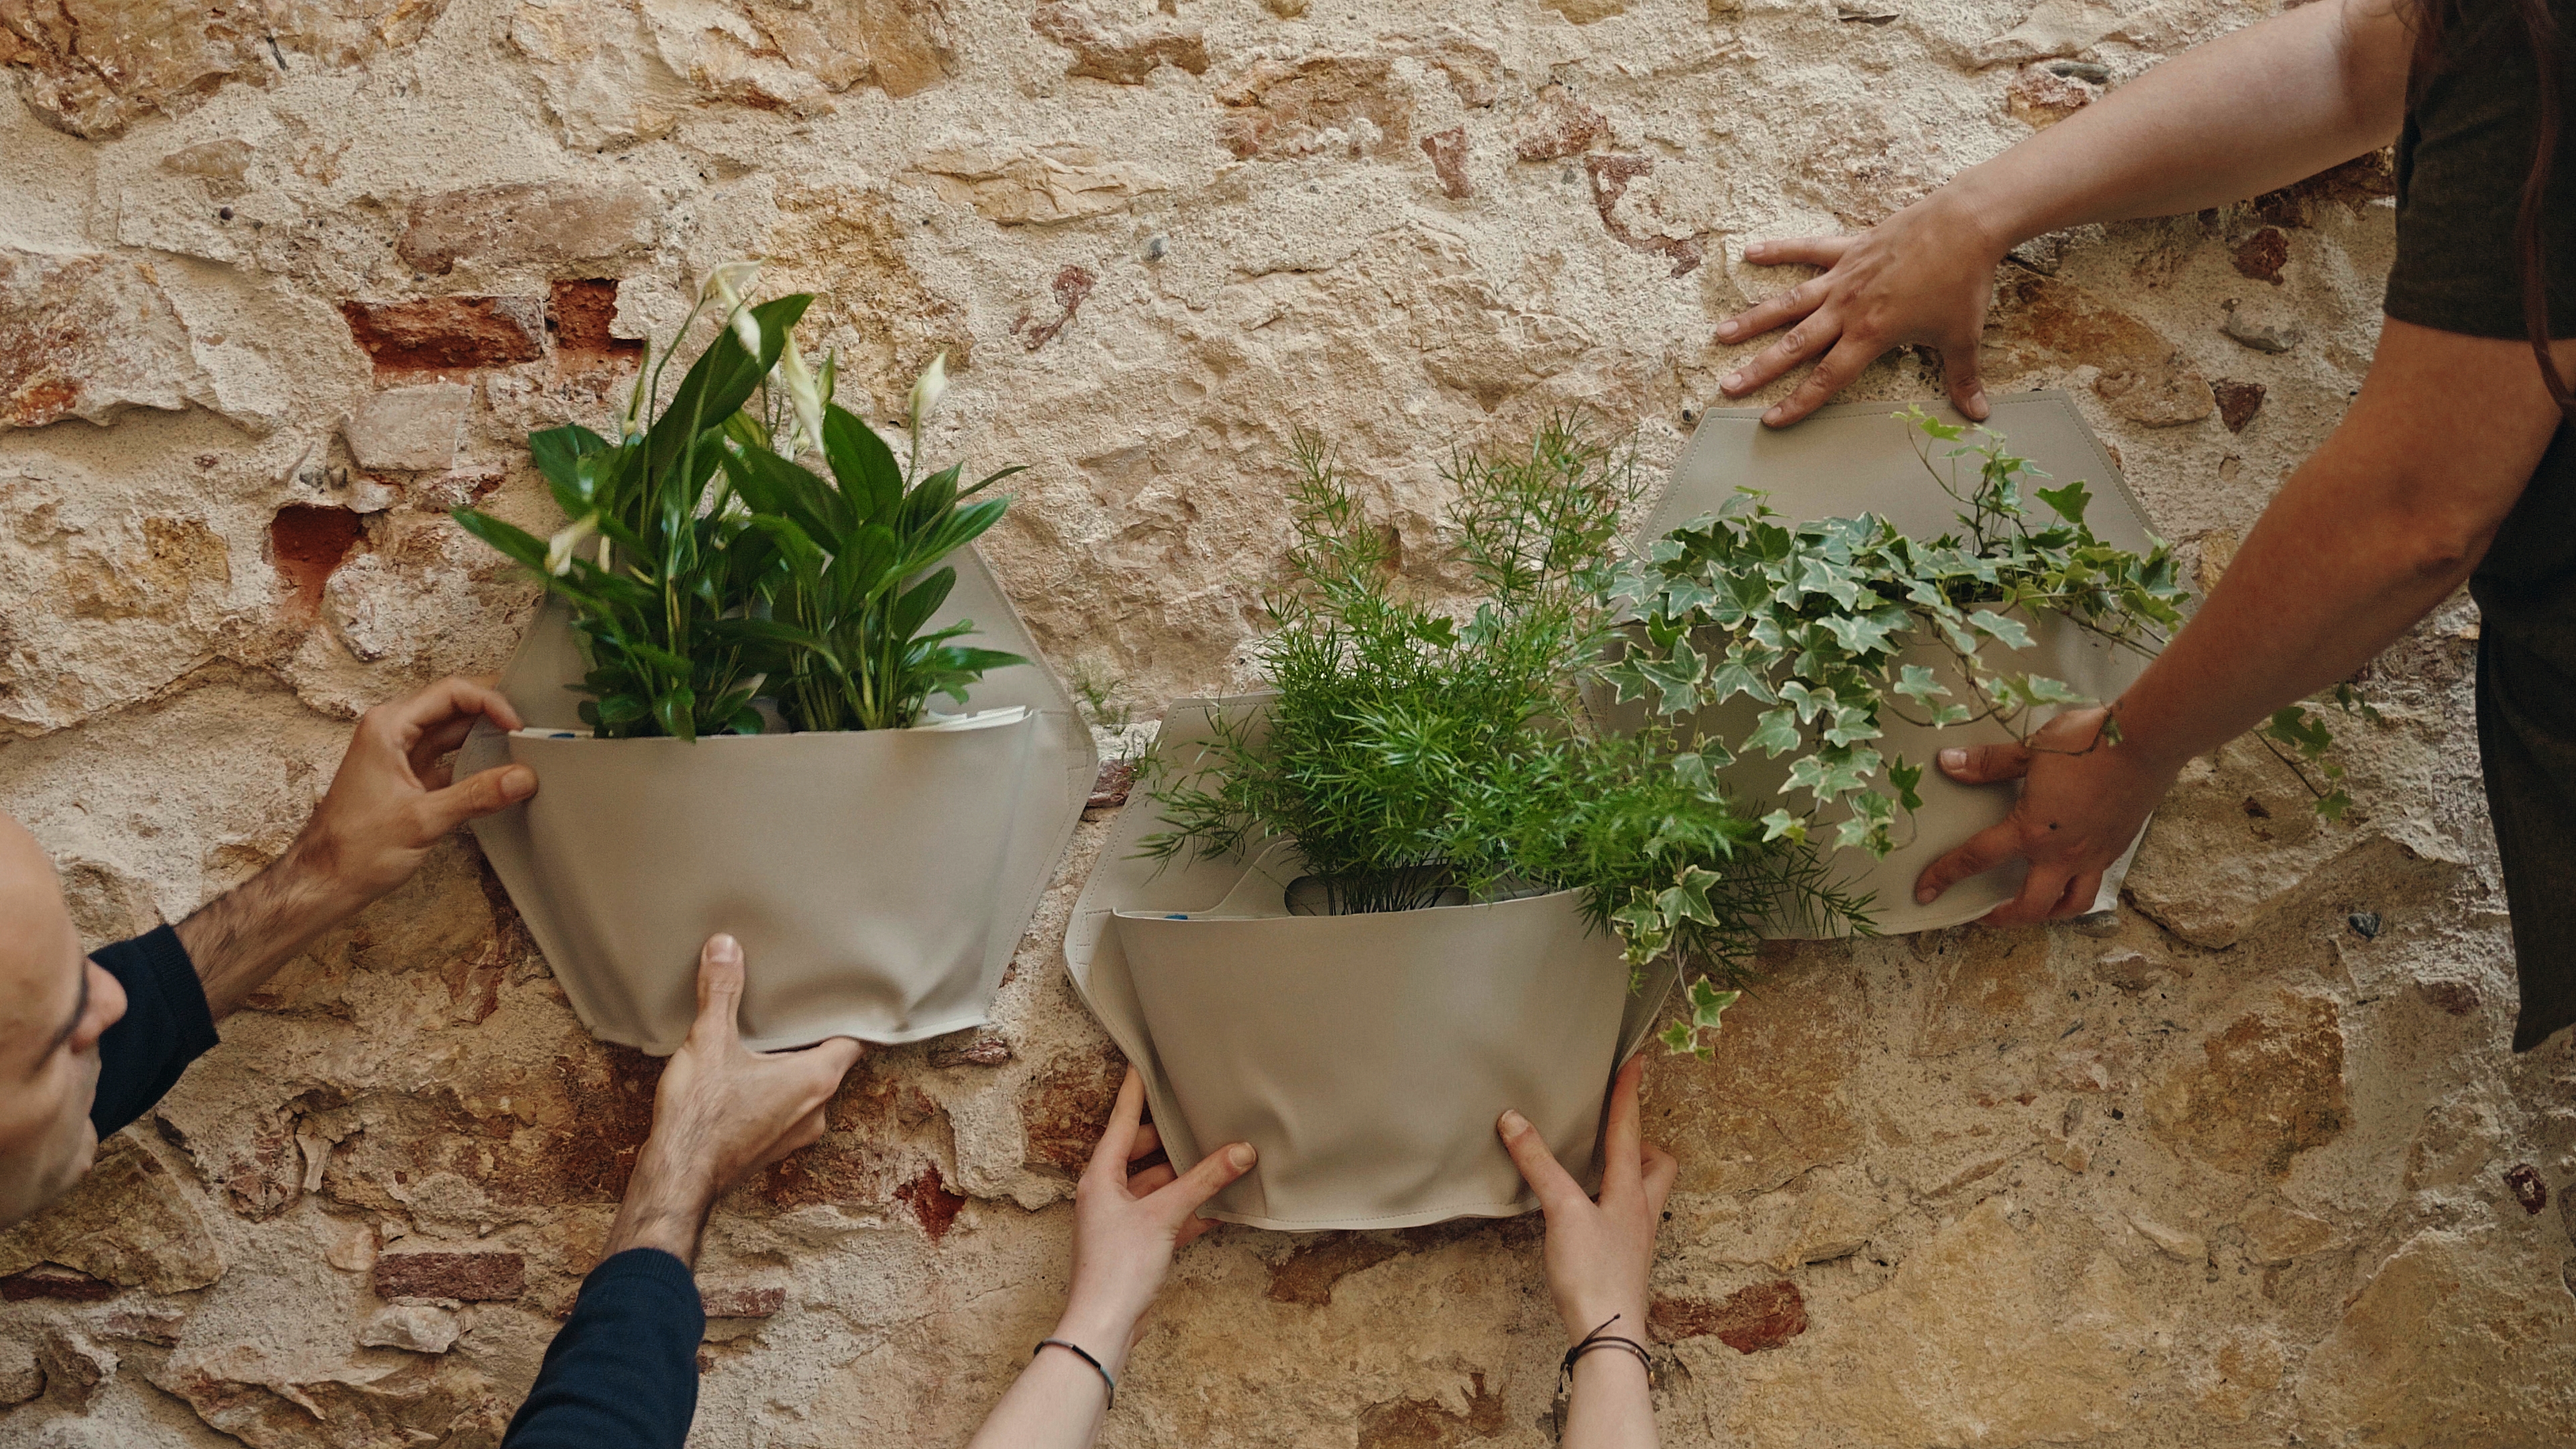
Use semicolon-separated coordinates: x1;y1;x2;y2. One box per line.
1063;421;1866;1231
451;267;1095;1053
1616;401;2363;930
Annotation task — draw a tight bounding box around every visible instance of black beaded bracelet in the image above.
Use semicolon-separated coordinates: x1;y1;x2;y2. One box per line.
1558;1313;1656;1393
1034;1337;1116;1409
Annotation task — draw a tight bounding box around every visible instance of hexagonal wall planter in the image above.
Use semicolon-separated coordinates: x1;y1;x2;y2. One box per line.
458;549;1094;1054
1065;696;1678;1232
1643;390;2165;934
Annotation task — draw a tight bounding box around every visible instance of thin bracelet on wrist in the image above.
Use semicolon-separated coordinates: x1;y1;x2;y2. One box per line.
1558;1313;1656;1393
1035;1338;1116;1409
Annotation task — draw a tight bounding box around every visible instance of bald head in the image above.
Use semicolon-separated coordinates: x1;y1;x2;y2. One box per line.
0;812;127;1228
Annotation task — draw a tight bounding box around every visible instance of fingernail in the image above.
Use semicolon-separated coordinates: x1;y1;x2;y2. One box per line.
502;766;537;800
1717;321;1737;339
1916;885;1939;904
1939;747;1966;773
708;933;741;963
1228;1143;1256;1169
1721;371;1742;391
1762;407;1783;425
1499;1109;1529;1136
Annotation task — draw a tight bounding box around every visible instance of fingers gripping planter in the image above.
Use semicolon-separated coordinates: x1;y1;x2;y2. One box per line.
1635;391;2167;934
460;551;1095;1053
1065;697;1677;1232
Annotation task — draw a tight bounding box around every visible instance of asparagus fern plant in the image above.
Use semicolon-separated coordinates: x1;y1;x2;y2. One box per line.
1139;419;1864;1057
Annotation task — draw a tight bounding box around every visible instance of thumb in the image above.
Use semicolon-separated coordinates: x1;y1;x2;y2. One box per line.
692;934;747;1047
1152;1141;1255;1232
415;763;536;835
1497;1109;1589;1218
1943;336;1988;422
1937;741;2032;785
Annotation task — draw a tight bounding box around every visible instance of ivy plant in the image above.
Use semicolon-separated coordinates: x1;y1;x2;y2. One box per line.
1607;405;2359;856
1138;419;1863;1058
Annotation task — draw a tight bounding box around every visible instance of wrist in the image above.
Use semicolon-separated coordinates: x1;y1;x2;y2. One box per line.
1931;169;2033;265
1049;1305;1139;1377
607;1153;716;1268
1560;1300;1651;1347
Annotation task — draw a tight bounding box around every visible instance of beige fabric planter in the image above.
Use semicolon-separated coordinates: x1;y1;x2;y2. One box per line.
1638;392;2166;934
460;547;1095;1053
1066;696;1677;1232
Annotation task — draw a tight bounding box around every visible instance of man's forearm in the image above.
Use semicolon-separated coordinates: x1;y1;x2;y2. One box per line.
1946;0;2410;254
175;835;372;1018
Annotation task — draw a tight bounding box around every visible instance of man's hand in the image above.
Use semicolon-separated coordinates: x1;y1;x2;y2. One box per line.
179;676;534;1014
605;935;863;1269
1715;193;2005;429
1911;706;2180;924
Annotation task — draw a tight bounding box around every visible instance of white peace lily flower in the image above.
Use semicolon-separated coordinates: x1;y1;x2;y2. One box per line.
546;513;601;576
908;351;949;426
777;333;826;455
701;261;764;356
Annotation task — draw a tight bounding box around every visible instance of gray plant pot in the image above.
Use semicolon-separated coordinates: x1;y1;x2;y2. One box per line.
460;548;1096;1053
1067;696;1676;1232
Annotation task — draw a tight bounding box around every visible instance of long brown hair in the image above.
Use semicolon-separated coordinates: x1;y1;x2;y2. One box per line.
2411;0;2573;409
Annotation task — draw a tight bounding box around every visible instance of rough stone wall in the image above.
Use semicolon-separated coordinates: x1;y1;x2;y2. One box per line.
3;0;2572;1445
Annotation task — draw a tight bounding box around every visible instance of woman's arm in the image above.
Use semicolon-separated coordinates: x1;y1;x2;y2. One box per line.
1913;321;2574;920
965;1069;1252;1449
1498;1057;1677;1449
1716;0;2415;424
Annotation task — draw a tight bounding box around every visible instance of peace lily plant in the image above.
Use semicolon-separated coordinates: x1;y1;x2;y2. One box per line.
453;264;1022;740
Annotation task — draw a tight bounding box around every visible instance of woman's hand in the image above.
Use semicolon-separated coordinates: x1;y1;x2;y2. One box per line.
1715;190;2009;429
1911;705;2181;923
1499;1056;1676;1344
967;1069;1251;1449
1052;1069;1254;1363
1501;1057;1674;1449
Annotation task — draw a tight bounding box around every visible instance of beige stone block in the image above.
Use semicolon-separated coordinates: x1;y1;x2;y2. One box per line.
0;1138;223;1293
396;182;655;277
1730;1198;2157;1447
0;248;211;429
1641;943;1863;1196
2296;1227;2576;1444
358;1304;460;1355
913;144;1169;226
343;384;469;473
2147;991;2348;1181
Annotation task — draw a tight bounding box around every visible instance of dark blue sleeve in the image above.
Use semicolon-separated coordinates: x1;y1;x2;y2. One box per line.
502;1248;704;1449
89;926;219;1139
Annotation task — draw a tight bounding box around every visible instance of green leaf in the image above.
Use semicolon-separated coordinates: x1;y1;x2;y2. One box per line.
2033;479;2092;524
1745;706;1801;759
1968;609;2034;650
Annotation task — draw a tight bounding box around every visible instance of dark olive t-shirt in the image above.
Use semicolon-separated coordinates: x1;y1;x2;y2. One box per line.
2384;0;2576;1051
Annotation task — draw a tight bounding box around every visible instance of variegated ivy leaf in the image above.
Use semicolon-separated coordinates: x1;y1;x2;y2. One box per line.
1686;978;1740;1028
1834;789;1896;854
1822;703;1881;747
1968;608;2034;650
1706;657;1775;707
1657;867;1719;927
1818;608;1906;657
1929;703;1972;727
1893;663;1949;706
1600;659;1654;705
1760;809;1806;844
1786;743;1883;804
1746;706;1802;758
1637;639;1706;714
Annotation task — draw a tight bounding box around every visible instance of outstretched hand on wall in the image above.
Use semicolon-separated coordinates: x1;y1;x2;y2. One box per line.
1501;1056;1675;1449
967;1067;1254;1449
